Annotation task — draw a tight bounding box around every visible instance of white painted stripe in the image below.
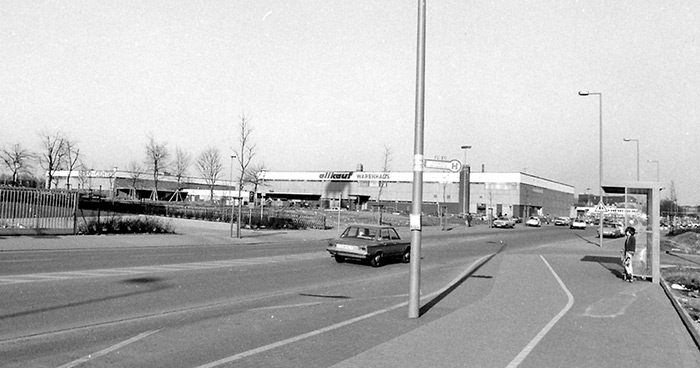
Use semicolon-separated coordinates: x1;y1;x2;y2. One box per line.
505;256;574;368
54;329;159;368
194;253;495;368
251;302;323;311
0;252;327;286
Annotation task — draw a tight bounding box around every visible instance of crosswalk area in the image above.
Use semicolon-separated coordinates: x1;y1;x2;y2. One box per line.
0;252;327;285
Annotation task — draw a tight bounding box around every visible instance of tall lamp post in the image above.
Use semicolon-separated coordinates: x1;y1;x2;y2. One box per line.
648;160;659;181
408;0;427;319
578;91;604;248
460;145;472;215
622;138;639;181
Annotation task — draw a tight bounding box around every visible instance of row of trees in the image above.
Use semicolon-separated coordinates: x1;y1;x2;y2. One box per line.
131;114;264;202
1;131;80;188
1;114;264;203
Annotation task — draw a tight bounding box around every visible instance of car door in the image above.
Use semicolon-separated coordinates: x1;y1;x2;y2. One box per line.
380;228;402;256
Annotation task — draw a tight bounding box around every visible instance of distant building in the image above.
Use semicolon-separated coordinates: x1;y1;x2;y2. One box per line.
259;170;574;218
50;168;575;217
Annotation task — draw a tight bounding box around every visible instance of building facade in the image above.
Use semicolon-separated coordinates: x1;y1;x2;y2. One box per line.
259;170;575;218
50;168;575;217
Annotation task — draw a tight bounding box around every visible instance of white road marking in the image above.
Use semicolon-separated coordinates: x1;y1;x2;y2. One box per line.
0;252;326;285
54;329;160;368
505;255;574;368
194;253;495;368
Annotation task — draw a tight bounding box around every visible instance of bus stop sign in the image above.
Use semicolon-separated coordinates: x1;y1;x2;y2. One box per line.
424;158;462;173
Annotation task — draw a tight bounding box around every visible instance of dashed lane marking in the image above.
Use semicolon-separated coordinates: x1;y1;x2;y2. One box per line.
0;252;326;285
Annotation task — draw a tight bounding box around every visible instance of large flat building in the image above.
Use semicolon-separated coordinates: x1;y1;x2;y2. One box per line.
260;170;574;218
50;168;575;218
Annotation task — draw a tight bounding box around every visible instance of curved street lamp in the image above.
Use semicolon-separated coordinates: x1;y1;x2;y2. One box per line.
622;138;640;181
578;91;604;248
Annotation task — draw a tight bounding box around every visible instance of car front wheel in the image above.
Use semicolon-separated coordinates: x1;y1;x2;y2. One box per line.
370;253;382;267
335;255;345;263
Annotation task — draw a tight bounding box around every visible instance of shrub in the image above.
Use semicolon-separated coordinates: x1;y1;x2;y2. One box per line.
79;215;175;235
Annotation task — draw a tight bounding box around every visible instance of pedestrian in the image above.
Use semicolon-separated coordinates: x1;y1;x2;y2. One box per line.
622;226;636;282
466;213;473;227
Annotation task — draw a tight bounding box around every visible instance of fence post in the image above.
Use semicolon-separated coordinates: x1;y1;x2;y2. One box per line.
73;192;78;234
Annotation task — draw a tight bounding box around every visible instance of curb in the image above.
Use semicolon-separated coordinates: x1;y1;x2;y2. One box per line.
660;279;700;350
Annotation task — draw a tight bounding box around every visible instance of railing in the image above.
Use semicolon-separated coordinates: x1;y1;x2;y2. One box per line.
0;186;78;235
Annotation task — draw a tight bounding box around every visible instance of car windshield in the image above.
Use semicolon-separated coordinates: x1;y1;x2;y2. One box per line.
341;226;377;239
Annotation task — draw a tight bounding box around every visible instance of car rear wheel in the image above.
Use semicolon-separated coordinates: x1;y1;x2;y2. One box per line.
401;248;410;263
370;253;382;267
334;255;345;263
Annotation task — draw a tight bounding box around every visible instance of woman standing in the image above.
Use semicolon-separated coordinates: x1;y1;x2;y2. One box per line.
622;226;636;282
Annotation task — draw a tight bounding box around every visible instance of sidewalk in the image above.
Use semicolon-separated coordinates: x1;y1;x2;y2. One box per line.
329;236;700;368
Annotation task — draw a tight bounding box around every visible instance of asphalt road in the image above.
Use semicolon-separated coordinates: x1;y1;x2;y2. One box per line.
0;225;595;368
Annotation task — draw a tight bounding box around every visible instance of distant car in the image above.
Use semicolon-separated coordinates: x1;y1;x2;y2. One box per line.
511;217;522;224
525;216;542;227
553;217;571;226
570;218;587;229
324;207;345;212
493;218;515;228
597;224;624;238
326;224;410;267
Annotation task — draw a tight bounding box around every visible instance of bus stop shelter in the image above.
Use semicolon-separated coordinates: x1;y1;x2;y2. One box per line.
602;181;663;283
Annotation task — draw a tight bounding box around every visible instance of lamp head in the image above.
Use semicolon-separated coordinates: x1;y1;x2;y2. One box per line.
461;145;472;150
578;91;589;96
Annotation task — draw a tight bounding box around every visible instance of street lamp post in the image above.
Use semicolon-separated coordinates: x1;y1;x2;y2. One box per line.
578;91;604;248
648;160;659;181
460;145;472;215
622;138;640;181
408;0;427;319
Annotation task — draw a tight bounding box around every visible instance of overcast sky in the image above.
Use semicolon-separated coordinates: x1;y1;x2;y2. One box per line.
2;1;699;204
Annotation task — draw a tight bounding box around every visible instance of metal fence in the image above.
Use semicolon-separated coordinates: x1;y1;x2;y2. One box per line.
0;186;78;235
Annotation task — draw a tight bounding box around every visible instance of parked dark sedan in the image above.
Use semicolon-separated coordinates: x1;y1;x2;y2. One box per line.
326;224;410;267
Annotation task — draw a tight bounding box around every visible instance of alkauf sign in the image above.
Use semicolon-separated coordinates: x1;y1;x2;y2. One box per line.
319;172;392;181
318;172;354;180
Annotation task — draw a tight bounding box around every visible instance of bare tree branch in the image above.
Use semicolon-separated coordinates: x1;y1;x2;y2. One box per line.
377;145;392;203
126;160;145;199
145;135;169;200
244;163;267;205
195;147;223;201
64;139;80;190
174;147;191;186
38;131;68;189
1;144;34;186
232;113;257;238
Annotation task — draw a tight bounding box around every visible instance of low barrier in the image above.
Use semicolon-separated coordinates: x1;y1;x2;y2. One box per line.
0;186;78;235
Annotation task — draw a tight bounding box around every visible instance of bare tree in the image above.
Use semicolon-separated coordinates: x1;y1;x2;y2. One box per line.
76;161;89;190
174;147;191;185
376;145;392;203
38;131;68;189
232;113;256;237
64;139;80;190
1;144;34;186
126;160;145;199
145;135;169;200
195;147;223;201
244;163;267;206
